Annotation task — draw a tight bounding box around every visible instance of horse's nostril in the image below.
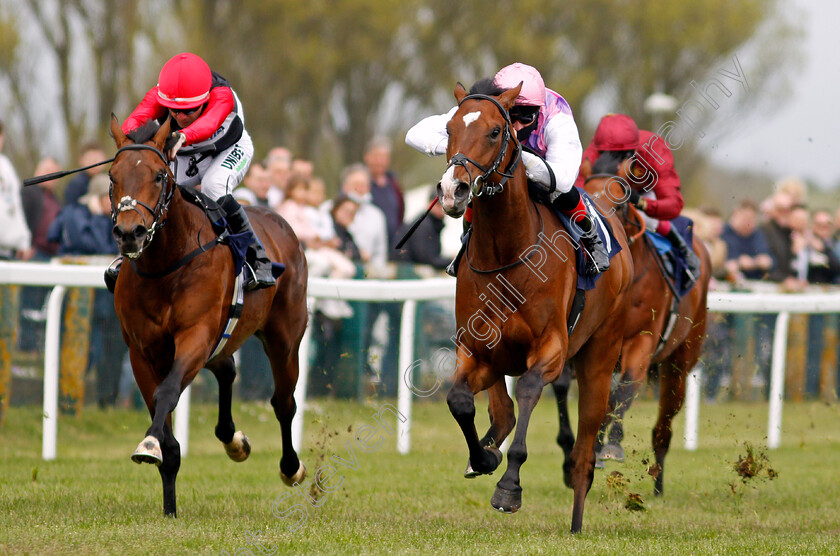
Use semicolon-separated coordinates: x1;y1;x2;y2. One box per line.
455;182;469;198
133;226;148;240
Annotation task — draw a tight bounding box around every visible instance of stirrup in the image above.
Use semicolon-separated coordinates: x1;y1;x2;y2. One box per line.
104;256;123;293
244;261;277;291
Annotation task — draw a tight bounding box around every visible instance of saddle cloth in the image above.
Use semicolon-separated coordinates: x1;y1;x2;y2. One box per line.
548;189;623;291
644;215;696;298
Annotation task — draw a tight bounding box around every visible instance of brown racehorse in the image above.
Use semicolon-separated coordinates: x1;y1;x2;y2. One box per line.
551;153;711;496
108;116;307;516
438;83;633;533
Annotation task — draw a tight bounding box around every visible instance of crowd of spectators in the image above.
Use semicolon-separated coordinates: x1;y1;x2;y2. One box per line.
689;177;840;402
3;114;839;405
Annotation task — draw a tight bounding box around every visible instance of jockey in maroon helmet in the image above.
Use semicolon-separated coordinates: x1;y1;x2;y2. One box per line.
577;113;701;282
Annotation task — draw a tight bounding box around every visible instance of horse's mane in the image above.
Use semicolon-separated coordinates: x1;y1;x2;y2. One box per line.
591;150;635;175
124;118;180;152
469;77;505;97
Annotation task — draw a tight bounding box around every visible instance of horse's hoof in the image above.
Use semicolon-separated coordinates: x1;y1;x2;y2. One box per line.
491;485;522;513
131;435;162;466
464;446;503;478
224;431;251;462
594;458;605;470
280;461;307;486
599;443;625;462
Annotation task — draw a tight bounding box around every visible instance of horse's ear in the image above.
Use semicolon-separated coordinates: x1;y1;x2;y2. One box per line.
152;117;172;149
454;82;467;104
498;82;523;110
110;113;129;148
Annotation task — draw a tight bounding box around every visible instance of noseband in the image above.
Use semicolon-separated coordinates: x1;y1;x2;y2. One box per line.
110;143;176;258
447;93;523;198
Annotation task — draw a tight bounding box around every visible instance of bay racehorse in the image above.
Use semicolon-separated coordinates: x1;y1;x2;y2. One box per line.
108;116;307;516
552;153;711;495
440;83;633;533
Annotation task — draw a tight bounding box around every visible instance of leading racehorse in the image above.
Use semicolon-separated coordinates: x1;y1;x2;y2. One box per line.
552;154;711;495
440;83;633;533
108;116;307;516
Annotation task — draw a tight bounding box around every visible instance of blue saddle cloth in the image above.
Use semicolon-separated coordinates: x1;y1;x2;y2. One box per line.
644;215;695;298
178;185;284;279
549;189;623;291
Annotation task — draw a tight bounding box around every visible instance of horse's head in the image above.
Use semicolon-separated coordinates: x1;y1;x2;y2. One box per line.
436;83;522;217
582;150;638;216
108;115;176;259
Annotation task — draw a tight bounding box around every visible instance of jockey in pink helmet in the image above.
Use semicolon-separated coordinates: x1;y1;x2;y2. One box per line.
406;62;609;276
110;52;274;291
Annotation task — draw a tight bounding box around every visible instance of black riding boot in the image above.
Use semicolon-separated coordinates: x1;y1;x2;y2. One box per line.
446;224;471;277
104;256;122;294
219;195;277;291
577;218;610;276
666;227;701;284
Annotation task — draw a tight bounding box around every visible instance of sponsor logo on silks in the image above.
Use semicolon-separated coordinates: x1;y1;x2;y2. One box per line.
221;147;244;170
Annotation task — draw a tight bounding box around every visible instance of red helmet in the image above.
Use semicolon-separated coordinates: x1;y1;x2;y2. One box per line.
592;113;639;151
494;63;546;107
157;53;212;109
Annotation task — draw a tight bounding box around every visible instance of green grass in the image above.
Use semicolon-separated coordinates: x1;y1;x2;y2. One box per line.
2;395;840;555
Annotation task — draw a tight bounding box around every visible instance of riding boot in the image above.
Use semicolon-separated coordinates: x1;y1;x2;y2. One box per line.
578;222;610;276
446;224;471;277
666;227;701;284
104;256;123;294
219;195;277;291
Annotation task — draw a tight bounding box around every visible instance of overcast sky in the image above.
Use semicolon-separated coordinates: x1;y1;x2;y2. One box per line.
707;0;839;189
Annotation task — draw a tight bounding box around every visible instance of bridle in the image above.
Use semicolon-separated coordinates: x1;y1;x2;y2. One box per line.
446;93;523;198
110;143;177;259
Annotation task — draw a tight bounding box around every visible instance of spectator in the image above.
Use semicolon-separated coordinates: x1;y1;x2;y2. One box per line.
265;146;292;204
322;163;388;266
0;120;31;421
364;137;405;251
393;189;450;270
291;158;314;179
721;199;774;283
790;207;840;397
774;176;807;206
234;162;276;208
0;121;33;261
18;158;62;352
309;195;363;396
47;174;125;408
812;209;837;271
305;176;334;241
21;157;62;259
684;206;727;281
63;142;108;205
760;191;799;289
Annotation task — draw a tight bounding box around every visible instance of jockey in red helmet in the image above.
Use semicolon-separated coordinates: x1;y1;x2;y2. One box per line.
406;62;610;276
576;113;700;282
113;52;274;291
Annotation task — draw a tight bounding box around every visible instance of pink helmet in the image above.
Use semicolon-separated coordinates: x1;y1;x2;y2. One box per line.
493;63;546;107
592;113;639;151
157;53;212;109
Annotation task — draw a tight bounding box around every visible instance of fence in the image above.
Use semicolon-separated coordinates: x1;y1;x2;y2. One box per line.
1;261;839;461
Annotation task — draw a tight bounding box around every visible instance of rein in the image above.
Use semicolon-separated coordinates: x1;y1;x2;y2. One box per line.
447;93;522;198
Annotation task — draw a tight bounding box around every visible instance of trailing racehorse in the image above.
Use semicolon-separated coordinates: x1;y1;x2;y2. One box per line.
108;116;307;516
439;83;633;533
552;154;711;495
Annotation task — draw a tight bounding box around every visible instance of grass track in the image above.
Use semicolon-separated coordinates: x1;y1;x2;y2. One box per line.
2;395;840;555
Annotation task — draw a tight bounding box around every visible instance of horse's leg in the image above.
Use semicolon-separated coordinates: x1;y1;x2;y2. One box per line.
490;366;547;514
551;365;576;488
599;336;656;462
207;355;251;462
568;336;621;533
447;362;503;478
261;325;305;485
652;314;706;496
127;347;191;517
480;379;515;448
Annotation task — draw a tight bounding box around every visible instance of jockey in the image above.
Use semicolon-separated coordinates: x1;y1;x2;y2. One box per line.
576;113;701;282
406;62;610;276
108;52;274;291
